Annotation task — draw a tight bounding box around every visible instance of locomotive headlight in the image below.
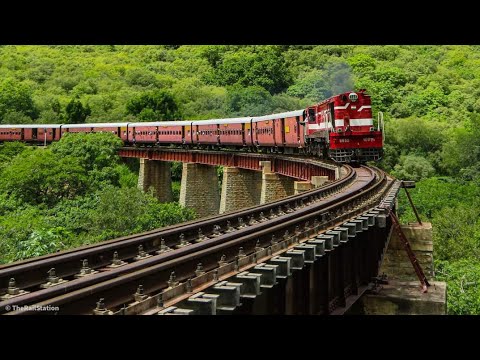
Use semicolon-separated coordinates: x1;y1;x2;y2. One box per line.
348;93;358;102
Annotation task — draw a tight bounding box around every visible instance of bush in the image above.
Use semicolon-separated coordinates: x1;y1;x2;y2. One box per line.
436;260;480;315
391;154;435;182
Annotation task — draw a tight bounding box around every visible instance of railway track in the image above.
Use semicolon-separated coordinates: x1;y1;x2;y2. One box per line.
0;156;351;313
1;160;400;315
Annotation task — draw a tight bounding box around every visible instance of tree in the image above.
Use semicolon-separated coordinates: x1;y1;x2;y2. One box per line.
435;259;480;315
0;78;38;122
126;90;181;121
87;186;195;240
51;132;123;171
65;98;91;124
441;116;480;178
391;154;435;182
0;149;89;207
225;85;274;116
207;46;292;94
287;69;330;101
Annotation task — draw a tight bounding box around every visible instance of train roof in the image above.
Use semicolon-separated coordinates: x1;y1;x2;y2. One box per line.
191;117;252;125
0;124;64;129
128;121;193;127
252;110;304;122
62;123;130;128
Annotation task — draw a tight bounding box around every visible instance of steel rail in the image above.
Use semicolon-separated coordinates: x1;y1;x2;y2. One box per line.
0;159;351;294
5;166;391;315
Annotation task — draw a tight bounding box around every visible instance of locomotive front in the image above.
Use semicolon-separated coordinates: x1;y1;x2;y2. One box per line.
306;90;384;163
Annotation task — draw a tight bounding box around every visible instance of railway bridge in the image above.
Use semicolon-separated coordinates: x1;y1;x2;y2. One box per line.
0;147;446;315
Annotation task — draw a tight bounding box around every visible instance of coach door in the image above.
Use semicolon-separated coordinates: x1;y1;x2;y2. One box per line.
272;119;277;147
329;102;335;129
281;118;286;145
296;116;301;144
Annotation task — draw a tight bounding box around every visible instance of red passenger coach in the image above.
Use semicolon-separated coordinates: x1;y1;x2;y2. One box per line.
128;121;189;145
0;124;62;143
194;118;250;148
62;123;128;142
157;121;189;145
0;125;23;142
252;116;276;147
252;110;305;152
36;125;62;142
128;123;157;144
193;120;219;146
216;118;248;147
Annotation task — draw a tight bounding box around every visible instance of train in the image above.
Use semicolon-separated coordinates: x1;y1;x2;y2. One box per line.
0;90;383;163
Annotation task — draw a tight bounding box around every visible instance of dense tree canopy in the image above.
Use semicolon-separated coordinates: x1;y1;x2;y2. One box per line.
64;98;91;123
126;89;181;121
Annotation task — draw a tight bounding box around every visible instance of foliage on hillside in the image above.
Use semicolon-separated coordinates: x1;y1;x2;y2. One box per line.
1;45;479;313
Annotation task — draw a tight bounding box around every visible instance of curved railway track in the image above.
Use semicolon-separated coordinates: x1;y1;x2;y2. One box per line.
0;156;350;312
1;158;400;315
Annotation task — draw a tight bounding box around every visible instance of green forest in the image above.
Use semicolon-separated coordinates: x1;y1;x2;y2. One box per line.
0;45;479;314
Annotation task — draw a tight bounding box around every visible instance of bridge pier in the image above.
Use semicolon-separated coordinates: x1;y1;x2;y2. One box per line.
354;222;446;315
294;181;313;194
311;176;329;188
380;222;434;280
137;159;173;203
219;167;262;213
259;161;295;204
179;163;220;218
